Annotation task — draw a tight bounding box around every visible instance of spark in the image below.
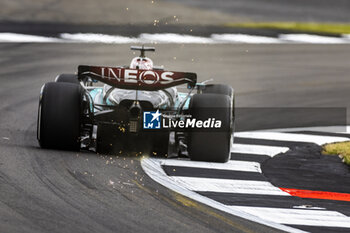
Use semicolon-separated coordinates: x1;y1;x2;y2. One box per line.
123;182;134;186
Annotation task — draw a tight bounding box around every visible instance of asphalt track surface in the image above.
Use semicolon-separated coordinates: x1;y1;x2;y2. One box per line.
0;43;350;233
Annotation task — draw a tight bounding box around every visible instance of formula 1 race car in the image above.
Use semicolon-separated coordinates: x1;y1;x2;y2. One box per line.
37;46;235;162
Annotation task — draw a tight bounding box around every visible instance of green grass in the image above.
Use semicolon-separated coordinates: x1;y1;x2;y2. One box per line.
323;141;350;165
225;22;350;35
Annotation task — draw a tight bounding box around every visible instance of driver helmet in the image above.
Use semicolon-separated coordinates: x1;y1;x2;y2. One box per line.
130;57;153;70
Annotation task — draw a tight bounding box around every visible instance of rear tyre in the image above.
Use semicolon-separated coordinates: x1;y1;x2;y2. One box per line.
55;74;80;85
187;94;232;163
37;82;83;150
203;84;233;97
204;83;235;143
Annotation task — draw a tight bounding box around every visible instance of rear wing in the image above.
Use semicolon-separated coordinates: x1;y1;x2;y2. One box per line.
78;65;197;91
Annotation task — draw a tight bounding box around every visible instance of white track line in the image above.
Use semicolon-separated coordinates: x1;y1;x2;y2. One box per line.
171;176;289;195
141;158;305;233
253;125;350;134
1;32;350;44
0;33;64;43
211;33;281;44
159;159;261;173
279;34;347;44
343;34;350;41
139;33;215;44
60;33;139;43
339;127;350;134
235;132;350;145
231;143;289;157
233;206;350;228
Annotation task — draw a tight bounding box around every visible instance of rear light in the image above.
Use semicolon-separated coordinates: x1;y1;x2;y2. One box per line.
129;120;138;132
